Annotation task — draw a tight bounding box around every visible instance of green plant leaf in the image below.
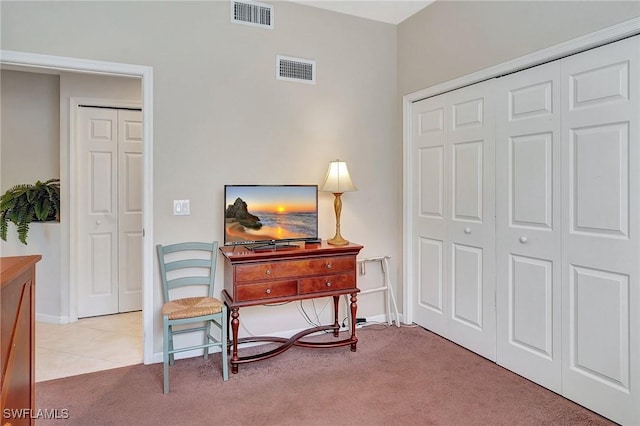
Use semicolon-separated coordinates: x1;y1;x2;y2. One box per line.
0;178;60;244
0;211;8;241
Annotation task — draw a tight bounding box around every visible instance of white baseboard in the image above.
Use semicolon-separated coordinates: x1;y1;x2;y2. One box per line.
36;313;70;324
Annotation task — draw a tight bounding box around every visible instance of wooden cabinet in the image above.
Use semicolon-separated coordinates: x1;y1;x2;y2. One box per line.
220;241;363;373
225;250;359;302
1;255;41;426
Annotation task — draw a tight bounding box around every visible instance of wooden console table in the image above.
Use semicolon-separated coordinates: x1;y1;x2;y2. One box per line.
1;255;41;426
220;241;363;373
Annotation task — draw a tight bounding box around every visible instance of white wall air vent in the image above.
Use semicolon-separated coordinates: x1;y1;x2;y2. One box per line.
276;55;316;85
231;0;273;29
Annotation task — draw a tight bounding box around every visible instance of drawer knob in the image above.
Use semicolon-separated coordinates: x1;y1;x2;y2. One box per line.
265;288;272;294
519;236;528;244
464;227;471;234
265;269;271;275
326;281;332;287
326;263;332;269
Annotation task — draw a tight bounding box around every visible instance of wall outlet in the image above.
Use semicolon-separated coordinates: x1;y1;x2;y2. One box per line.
173;200;190;215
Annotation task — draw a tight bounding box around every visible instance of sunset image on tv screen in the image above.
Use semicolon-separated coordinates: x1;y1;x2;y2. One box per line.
224;185;318;244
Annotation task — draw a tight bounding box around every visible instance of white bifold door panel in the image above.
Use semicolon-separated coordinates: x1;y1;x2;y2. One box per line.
495;61;562;392
447;82;496;360
408;34;640;425
77;107;143;318
411;92;449;338
411;80;496;361
560;36;639;425
117;109;144;313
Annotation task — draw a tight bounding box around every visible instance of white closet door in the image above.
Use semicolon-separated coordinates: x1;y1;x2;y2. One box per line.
446;80;496;361
410;81;496;361
495;61;562;392
561;35;640;425
78;107;143;318
118;109;143;313
78;107;119;317
410;93;449;337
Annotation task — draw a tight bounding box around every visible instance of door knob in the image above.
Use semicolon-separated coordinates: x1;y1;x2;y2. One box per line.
519;236;528;244
464;227;471;234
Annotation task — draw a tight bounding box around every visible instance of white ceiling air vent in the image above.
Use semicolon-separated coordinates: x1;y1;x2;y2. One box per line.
276;55;316;85
231;0;273;29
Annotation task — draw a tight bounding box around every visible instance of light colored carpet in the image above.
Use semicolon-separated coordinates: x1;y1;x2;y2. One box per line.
35;325;612;425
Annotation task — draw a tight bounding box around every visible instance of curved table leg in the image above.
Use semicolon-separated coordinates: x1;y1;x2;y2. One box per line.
332;295;340;337
230;307;240;374
227;291;359;372
350;292;358;351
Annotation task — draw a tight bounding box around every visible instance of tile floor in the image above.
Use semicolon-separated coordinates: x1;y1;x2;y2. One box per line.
36;311;143;382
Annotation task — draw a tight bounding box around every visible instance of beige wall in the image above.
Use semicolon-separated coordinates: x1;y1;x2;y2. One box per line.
0;70;61;318
398;0;640;96
0;1;399;347
0;70;59;190
6;0;635;357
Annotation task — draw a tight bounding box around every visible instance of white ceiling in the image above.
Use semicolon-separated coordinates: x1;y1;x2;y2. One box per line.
288;0;435;25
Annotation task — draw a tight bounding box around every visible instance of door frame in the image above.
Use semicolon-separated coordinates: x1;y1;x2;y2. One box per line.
70;98;142;319
0;50;155;365
402;17;640;324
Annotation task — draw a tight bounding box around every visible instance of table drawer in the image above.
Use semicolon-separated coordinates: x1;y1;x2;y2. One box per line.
235;280;298;302
299;273;355;294
303;257;354;275
234;263;277;283
234;257;354;283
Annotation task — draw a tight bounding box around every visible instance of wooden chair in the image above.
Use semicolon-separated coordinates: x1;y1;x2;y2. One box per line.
157;241;228;394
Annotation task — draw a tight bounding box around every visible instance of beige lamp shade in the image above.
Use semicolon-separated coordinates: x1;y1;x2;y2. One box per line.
321;160;357;193
321;159;356;245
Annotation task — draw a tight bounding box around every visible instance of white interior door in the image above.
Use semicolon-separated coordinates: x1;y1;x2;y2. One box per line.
407;32;640;425
446;81;496;361
495;61;562;392
77;106;142;318
410;80;496;361
561;36;640;425
410;93;449;338
117;109;143;312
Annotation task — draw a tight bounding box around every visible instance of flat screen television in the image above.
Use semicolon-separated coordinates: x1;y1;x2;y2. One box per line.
224;184;319;248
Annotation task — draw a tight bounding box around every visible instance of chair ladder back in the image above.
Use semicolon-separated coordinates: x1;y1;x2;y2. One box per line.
157;242;219;302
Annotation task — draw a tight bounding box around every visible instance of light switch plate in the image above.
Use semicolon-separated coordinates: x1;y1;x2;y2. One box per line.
173;200;190;215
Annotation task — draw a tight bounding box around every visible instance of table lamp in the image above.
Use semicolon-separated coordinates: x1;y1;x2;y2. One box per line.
321;159;357;245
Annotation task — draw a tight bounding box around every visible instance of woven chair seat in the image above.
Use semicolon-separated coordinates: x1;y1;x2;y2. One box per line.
162;296;224;320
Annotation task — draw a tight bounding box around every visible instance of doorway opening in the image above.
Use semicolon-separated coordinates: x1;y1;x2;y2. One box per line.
0;50;154;369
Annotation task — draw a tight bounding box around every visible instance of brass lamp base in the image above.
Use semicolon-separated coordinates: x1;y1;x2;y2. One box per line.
328;192;350;246
327;234;349;246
